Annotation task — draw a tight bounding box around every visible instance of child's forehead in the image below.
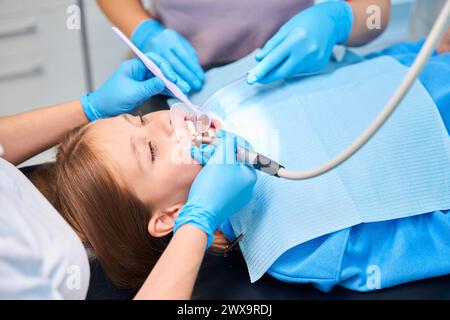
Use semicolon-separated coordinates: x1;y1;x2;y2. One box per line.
83;117;130;148
146;110;169;119
86;110;171;141
89;116;124;132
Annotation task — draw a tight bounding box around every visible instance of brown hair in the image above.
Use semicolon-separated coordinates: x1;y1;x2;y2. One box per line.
30;125;170;288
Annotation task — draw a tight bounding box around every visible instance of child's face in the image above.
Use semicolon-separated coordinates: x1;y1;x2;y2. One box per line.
87;110;202;220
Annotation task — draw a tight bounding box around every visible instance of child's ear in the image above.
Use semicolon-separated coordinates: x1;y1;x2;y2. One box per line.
147;205;182;238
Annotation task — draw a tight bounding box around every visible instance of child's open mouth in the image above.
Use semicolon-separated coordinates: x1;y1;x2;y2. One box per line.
185;118;222;146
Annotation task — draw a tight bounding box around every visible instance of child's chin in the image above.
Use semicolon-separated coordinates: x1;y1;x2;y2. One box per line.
211;117;224;130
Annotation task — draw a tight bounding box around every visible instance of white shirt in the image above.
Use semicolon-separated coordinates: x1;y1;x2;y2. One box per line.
0;157;90;299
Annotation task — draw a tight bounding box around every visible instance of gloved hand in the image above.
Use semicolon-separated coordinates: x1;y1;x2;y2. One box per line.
247;1;354;85
81;53;190;121
173;130;257;248
132;19;205;91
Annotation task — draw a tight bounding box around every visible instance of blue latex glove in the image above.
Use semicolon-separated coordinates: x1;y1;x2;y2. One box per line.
81;53;190;121
173;130;257;248
132;19;205;91
247;1;354;85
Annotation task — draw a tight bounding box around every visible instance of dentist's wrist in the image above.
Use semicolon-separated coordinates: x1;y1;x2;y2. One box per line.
80;93;103;122
321;1;354;45
131;19;165;50
173;203;217;249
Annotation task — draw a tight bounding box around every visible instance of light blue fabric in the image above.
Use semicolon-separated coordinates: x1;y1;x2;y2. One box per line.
193;54;450;282
366;40;450;132
171;45;450;289
260;42;450;292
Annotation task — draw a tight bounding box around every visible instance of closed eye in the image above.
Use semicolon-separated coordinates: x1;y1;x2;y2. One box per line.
138;112;146;126
149;141;157;161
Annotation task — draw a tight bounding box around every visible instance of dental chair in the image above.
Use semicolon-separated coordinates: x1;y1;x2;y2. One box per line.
84;248;450;300
19;125;450;301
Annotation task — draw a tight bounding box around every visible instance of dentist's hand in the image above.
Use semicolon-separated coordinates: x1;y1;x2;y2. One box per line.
174;131;257;248
247;1;353;85
132;19;205;91
80;53;190;121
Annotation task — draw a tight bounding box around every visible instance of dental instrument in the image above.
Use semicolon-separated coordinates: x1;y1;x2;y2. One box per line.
112;27;211;134
193;135;284;177
202;70;324;110
224;233;244;255
199;1;450;180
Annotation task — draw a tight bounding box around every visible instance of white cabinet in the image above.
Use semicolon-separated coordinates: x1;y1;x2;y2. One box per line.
83;0;155;89
0;0;87;166
82;0;129;90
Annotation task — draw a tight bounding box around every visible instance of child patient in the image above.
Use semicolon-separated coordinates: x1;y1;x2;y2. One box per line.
31;38;450;291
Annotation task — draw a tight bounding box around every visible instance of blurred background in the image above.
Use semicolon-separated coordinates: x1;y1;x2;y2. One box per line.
0;0;446;166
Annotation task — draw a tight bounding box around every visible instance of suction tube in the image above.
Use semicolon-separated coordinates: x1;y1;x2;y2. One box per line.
276;1;450;180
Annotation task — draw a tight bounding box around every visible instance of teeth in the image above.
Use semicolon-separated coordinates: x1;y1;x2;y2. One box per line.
185;119;216;146
185;120;197;142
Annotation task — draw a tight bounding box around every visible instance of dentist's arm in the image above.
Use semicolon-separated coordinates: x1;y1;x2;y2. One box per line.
134;224;207;300
346;0;390;46
97;0;150;37
0;101;88;165
0;53;189;165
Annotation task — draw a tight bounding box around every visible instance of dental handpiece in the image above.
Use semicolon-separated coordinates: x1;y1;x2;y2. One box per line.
194;135;284;177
